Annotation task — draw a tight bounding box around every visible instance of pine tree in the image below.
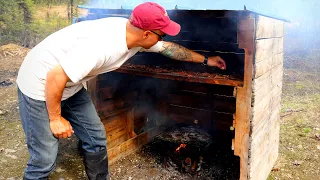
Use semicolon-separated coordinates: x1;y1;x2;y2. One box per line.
0;0;34;46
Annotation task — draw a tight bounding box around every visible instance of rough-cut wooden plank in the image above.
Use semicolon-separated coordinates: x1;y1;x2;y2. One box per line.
252;88;282;128
252;78;282;107
251;86;282;126
250;135;279;179
168;94;236;113
168;106;212;130
98;100;126;117
127;109;137;138
106;126;127;143
107;126;165;165
252;63;283;92
255;37;284;63
100;108;132;119
107;134;128;149
97;87;114;100
249;116;280;179
254;52;284;78
102;112;127;132
252;67;283;108
250;106;280;160
251;104;280;150
97;90;135;117
235;15;255;180
115;66;244;87
249;37;283;180
171;81;236;97
256;15;284;39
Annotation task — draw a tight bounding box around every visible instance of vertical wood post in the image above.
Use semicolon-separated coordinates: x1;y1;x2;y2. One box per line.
234;13;255;180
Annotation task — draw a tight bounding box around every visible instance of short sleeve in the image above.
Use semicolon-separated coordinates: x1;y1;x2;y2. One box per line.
140;41;164;53
60;42;105;83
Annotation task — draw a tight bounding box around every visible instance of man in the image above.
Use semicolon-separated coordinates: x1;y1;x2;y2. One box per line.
17;2;226;180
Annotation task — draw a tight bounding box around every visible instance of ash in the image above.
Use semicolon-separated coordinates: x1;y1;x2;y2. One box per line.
110;124;240;179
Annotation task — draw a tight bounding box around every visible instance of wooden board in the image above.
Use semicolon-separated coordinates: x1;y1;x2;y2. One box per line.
247;13;284;180
250;134;279;179
167;93;236;113
251;79;282;129
97;87;114;100
107;126;165;165
102;108;137;149
128;52;245;76
250;105;281;160
101;111;128;132
255;37;284;63
234;14;255;180
252;79;283;111
256;15;284;39
254;52;284;78
252;63;283;92
115;65;244;87
249;115;280;179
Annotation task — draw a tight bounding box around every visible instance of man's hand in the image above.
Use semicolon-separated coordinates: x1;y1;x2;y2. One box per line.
50;116;74;138
45;65;72;138
208;56;226;70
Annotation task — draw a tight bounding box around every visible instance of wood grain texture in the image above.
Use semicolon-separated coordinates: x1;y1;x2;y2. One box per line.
127;108;137;138
250;105;281;160
102;112;127;132
107;134;128;149
255;38;284;63
107;126;165;165
247;14;284;180
254;52;284;78
249;114;280;179
256;15;284;39
252;63;283;93
235;14;255;180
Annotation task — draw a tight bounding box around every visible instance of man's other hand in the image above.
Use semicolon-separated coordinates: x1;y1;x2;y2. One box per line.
208;56;226;70
50;116;74;138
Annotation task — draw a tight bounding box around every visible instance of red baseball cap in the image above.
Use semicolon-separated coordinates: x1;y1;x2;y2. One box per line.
130;2;181;36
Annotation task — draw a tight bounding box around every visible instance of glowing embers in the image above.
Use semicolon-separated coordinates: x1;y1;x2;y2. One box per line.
173;143;204;174
144;124;240;178
154;124;212;176
175;143;186;152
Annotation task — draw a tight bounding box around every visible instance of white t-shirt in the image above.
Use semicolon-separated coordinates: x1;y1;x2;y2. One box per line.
16;17;163;101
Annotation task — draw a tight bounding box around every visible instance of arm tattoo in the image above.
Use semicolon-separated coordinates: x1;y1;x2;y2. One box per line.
160;42;193;62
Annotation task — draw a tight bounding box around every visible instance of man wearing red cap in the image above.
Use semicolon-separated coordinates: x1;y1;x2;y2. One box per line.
16;2;226;180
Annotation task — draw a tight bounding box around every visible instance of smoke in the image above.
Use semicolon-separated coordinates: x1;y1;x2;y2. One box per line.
84;0;319;30
84;0;320;68
85;0;318;20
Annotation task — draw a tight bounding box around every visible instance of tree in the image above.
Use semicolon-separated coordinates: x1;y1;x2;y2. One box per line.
0;0;34;46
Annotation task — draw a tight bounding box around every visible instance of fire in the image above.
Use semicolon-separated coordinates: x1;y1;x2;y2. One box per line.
175;143;187;152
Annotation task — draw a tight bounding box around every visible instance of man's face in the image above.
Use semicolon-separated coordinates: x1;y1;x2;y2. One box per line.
140;30;166;49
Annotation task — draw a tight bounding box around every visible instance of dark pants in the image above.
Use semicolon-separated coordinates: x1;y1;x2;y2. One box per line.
18;88;109;179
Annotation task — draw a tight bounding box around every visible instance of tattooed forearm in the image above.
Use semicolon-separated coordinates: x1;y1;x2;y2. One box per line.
160;42;194;62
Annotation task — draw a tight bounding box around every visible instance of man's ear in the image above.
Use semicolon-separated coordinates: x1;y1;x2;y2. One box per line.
142;31;150;39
